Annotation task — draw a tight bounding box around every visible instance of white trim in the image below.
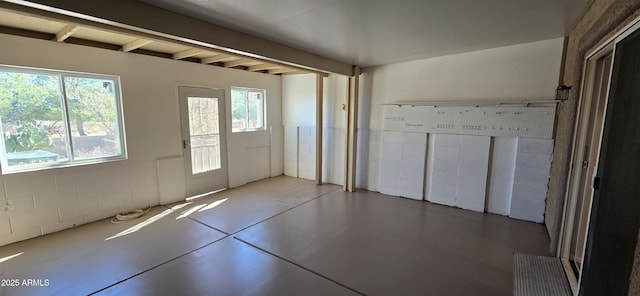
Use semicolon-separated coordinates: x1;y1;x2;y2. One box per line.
0;65;127;174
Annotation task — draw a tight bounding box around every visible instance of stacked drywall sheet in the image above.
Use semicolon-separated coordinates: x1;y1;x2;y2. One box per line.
379;131;427;200
485;137;518;216
510;138;554;223
379;105;555;223
426;134;490;212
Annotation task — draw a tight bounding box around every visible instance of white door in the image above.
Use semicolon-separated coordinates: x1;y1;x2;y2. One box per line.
179;86;228;197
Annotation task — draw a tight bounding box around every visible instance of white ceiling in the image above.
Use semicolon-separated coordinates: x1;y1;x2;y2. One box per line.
138;0;592;67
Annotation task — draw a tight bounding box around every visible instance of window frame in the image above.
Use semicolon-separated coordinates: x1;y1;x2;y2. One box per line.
230;86;266;133
0;65;127;174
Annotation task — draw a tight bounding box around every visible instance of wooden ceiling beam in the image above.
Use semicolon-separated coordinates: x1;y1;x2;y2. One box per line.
121;38;152;52
269;67;304;75
172;48;204;60
55;24;77;42
224;58;261;68
248;64;282;72
201;54;231;64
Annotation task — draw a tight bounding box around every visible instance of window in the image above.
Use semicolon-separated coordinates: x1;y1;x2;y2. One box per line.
231;87;265;132
0;66;126;174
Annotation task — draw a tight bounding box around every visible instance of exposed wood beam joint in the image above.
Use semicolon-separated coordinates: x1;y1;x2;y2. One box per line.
269;68;302;75
224;58;259;68
201;54;230;64
4;0;354;75
121;38;152;52
173;48;204;60
248;64;281;72
55;24;77;42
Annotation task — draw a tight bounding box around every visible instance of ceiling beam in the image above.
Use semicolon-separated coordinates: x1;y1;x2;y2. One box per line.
121;38;152;52
173;48;203;60
10;0;354;76
269;68;303;75
224;58;260;68
201;54;231;64
248;64;281;72
55;23;77;42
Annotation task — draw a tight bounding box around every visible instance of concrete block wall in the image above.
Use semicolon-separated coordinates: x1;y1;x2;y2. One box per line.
0;160;158;246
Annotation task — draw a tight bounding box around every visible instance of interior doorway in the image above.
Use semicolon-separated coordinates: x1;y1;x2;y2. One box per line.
178;86;229;197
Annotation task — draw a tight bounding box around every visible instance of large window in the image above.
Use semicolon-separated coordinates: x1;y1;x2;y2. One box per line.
0;66;126;174
231;87;265;132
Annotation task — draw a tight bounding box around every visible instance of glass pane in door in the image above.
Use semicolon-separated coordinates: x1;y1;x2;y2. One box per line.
187;97;220;174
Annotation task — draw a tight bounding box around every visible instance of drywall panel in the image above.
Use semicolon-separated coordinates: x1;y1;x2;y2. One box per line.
284;126;299;178
457;136;490;212
321;74;348;186
382;105;557;139
428;134;460;206
379;131;404;197
282;74;316;127
323;74;348;129
400;133;428;200
427;134;489;212
510;138;554;223
356;129;380;191
298;126;316;180
379;131;427;200
157;157;186;205
270;125;284;177
0;33;282;245
486;137;517;215
323;127;345;185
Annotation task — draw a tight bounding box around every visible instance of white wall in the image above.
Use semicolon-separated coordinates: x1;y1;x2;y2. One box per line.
282;73;348;185
357;38;563;215
0;33;283;246
282;74;316;180
322;74;348;185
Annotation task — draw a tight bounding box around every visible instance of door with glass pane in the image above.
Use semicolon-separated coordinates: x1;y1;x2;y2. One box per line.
179;86;228;197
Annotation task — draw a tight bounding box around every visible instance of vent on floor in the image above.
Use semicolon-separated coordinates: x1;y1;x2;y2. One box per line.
514;253;572;296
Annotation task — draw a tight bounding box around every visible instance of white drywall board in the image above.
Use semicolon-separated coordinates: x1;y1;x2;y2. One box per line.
486;137;518;215
427;134;489;212
379;131;427;199
427;134;459;207
457;135;490;212
157;157;186;205
509;138;554;223
356;129;381;191
270;125;284;177
322;127;345;185
284;126;299;177
298;126;316;180
379;131;404;197
382;104;557;139
282;74;316;127
323;74;348;129
0;33;282;245
400;132;427;200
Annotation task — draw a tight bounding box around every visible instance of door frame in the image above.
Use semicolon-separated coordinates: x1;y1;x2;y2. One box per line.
178;85;229;198
558;17;640;294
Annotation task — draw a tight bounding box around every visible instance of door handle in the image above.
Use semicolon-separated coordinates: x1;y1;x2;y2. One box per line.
183;140;190;149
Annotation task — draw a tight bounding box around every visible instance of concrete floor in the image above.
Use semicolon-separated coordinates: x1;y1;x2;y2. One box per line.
0;176;550;296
